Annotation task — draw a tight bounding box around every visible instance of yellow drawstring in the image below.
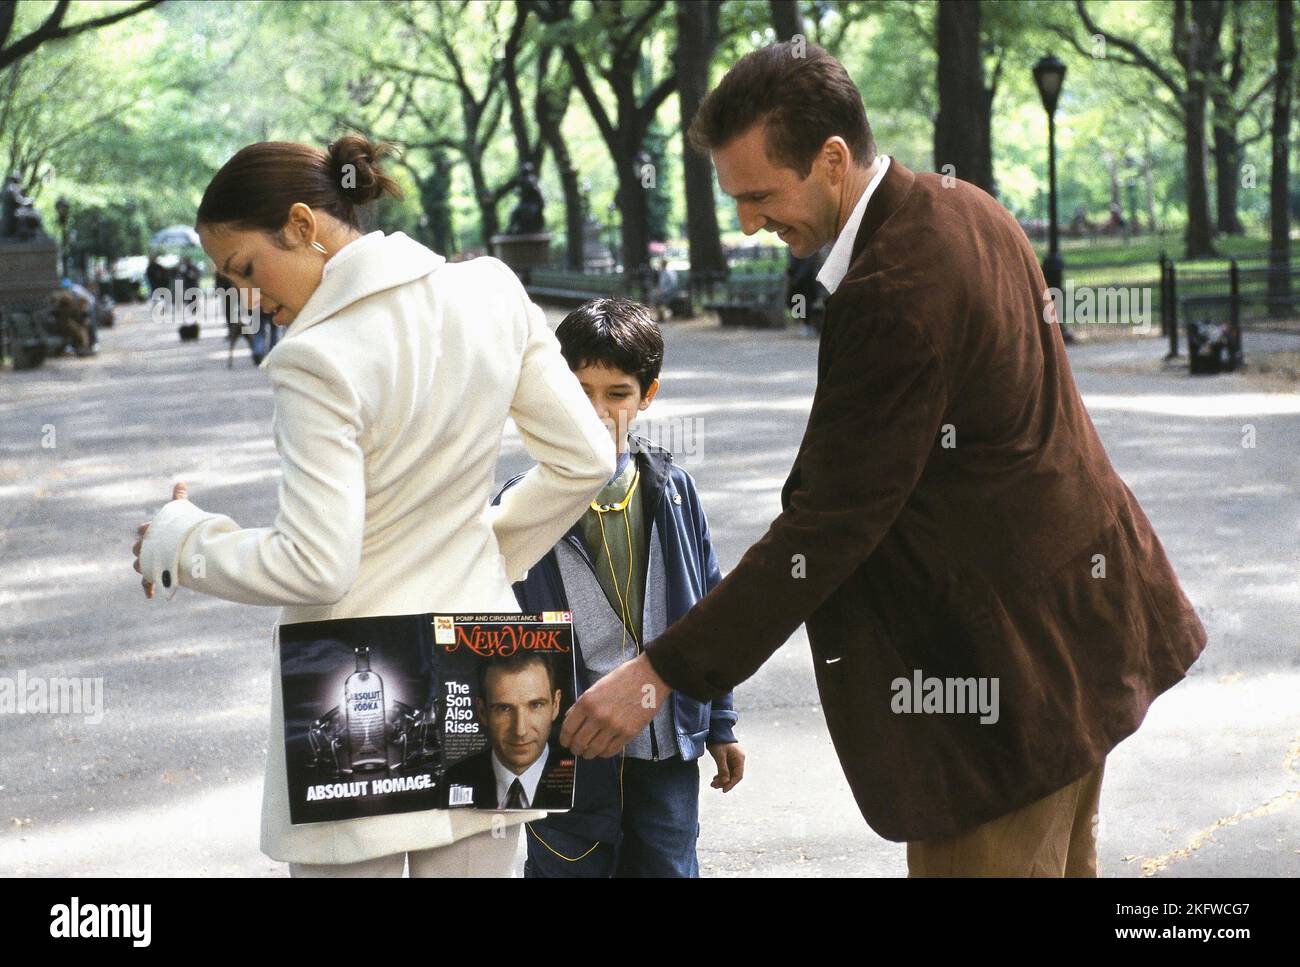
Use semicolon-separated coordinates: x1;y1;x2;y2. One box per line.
525;464;640;864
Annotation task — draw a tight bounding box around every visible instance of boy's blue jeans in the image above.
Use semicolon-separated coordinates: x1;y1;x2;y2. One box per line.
523;756;700;878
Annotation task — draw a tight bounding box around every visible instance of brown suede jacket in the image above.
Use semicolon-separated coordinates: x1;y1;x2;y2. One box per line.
645;158;1206;842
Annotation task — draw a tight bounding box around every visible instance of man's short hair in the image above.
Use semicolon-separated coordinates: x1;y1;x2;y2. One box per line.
555;297;664;394
478;651;559;703
688;41;875;178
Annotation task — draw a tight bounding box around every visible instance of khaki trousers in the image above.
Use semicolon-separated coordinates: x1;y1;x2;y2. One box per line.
289;824;521;878
906;760;1105;877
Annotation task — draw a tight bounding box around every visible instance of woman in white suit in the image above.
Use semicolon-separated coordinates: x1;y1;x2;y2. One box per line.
130;136;615;877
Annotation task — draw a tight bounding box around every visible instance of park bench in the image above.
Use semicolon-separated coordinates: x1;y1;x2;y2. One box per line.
525;268;647;307
702;271;789;329
525;265;789;327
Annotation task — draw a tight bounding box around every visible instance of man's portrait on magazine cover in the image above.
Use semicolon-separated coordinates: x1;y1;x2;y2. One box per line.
446;652;574;810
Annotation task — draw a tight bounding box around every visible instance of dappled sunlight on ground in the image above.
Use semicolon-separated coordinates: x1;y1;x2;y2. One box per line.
1;304;1296;875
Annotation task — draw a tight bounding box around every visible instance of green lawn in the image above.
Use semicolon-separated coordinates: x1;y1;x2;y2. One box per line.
1032;232;1278;271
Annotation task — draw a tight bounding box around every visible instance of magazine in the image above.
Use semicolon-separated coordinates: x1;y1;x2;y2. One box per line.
277;611;577;825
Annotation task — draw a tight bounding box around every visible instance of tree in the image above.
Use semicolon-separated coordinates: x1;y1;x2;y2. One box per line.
409;1;513;246
71;199;148;263
337;1;527;248
934;0;997;195
533;58;584;269
801;0;873;57
675;0;724;282
1209;0;1274;236
643;115;671;243
0;0;238;249
397;148;456;256
0;0;163;72
541;0;678;274
272;0;568;254
1066;0;1224;258
1269;0;1294;315
518;1;584;269
768;0;802;41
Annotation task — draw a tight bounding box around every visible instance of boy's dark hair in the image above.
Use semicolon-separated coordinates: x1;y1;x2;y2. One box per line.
555;297;663;394
688;41;875;178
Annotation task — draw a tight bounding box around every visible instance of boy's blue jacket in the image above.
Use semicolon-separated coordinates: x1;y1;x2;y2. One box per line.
493;434;736;842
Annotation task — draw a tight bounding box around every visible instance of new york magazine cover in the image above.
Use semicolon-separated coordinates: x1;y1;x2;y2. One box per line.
277;612;577;824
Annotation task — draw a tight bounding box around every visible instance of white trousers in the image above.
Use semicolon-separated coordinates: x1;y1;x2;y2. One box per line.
288;824;521;878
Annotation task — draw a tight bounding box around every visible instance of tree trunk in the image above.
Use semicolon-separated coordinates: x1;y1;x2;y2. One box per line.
934;0;995;195
676;0;725;285
548;0;675;276
1143;132;1160;232
537;84;584;270
420;151;456;256
617;158;651;283
1182;1;1220;258
1107;154;1122;211
1213;112;1245;234
768;0;803;41
1183;93;1217;256
1269;0;1294;315
466;149;499;249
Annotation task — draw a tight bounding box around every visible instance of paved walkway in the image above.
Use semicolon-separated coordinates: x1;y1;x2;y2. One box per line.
1;305;1296;876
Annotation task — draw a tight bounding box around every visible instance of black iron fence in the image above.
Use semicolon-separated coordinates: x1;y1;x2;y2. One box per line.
1047;258;1163;336
524;243;1300;348
527;244;790;322
1159;251;1300;358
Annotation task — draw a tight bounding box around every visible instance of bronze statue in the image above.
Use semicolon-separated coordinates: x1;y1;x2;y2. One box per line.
505;162;545;235
2;173;45;240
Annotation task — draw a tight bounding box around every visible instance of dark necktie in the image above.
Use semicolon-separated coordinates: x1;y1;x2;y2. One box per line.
506;778;525;809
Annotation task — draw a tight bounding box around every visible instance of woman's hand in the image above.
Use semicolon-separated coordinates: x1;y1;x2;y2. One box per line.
133;482;189;598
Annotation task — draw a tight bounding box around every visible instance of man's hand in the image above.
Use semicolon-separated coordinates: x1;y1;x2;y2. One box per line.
561;653;671;758
707;742;746;792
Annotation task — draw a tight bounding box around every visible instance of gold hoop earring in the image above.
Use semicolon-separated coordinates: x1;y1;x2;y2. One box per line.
310;241;327;256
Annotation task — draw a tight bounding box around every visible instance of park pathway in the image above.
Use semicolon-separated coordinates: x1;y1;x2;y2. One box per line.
1;302;1296;876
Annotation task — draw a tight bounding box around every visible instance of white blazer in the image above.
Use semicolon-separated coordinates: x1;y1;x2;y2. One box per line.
139;230;615;865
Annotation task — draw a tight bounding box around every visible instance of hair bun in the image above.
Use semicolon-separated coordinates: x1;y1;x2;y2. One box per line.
327;134;402;206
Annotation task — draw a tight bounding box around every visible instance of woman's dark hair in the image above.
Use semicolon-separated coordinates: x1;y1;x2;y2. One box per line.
195;134;403;238
554;297;664;394
688;41;874;177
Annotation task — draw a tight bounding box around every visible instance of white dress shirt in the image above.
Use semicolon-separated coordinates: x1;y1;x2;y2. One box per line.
492;742;551;808
815;155;891;296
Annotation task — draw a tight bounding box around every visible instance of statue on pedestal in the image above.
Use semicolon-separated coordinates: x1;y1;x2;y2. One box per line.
505;162;545;236
2;173;46;240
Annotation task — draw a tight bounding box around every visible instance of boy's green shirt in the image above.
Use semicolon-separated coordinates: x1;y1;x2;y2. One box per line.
579;450;647;647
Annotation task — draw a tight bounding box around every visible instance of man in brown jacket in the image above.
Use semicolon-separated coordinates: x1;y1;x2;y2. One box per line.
560;42;1206;876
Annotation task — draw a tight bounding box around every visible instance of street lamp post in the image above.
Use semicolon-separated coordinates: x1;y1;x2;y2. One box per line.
55;196;70;279
606;200;618;272
1122;154;1140;236
1033;54;1068;341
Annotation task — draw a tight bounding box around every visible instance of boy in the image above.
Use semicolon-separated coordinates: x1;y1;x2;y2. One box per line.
494;297;743;877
